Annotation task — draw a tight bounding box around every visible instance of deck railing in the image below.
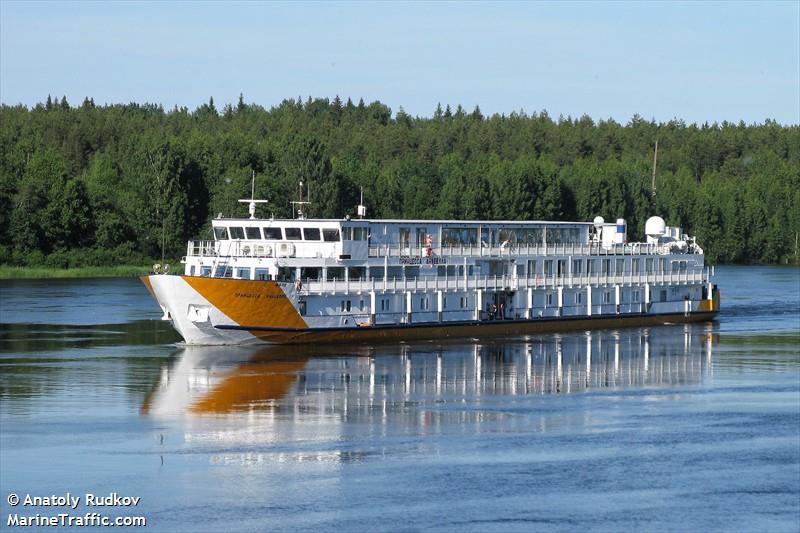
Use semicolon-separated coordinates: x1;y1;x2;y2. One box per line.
296;267;711;295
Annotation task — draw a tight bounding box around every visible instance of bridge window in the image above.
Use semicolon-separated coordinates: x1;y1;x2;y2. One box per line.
229;227;245;240
263;227;282;240
323;229;340;242
255;268;268;281
353;227;368;240
214;266;233;278
213;227;227;240
348;267;366;281
201;266;212;276
245;227;261;240
236;267;251;279
285;227;302;240
303;228;321;241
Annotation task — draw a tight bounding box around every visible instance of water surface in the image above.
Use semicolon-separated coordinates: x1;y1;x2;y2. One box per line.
1;266;798;531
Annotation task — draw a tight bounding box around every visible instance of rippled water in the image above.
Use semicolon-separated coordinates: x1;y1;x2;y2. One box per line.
1;266;798;532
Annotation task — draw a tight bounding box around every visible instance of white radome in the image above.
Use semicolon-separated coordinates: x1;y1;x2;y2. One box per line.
645;216;667;238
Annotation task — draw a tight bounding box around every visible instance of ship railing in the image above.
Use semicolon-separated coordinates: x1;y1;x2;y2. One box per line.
297;267;712;295
367;242;676;258
186;240;339;259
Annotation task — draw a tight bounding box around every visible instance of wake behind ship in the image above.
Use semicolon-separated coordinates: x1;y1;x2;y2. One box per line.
142;191;719;345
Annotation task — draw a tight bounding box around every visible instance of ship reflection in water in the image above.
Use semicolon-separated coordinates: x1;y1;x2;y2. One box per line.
143;326;716;420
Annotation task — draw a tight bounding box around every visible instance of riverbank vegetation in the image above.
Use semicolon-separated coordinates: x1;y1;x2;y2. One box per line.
0;265;151;279
1;96;797;267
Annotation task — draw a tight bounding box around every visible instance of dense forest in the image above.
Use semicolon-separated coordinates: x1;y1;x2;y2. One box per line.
1;95;798;267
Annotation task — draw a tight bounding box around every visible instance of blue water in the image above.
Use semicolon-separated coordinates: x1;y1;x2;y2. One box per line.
1;266;798;532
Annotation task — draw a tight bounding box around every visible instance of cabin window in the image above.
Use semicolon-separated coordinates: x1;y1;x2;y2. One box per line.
229;227;245;240
215;266;233;278
341;227;352;240
353;227;368;241
369;268;385;280
301;267;321;281
416;227;428;247
201;266;212;276
255;268;268;281
245;227;261;240
603;291;611;303
213;227;227;240
299;301;307;316
323;229;340;242
285;227;302;240
348;267;366;281
632;259;640;274
404;266;420;279
399;227;410;247
602;259;611;275
326;267;344;282
346;300;351;312
659;258;666;272
189;265;196;276
527;260;537;277
546;293;554;306
646;258;654;273
616;258;625;274
575;292;582;304
544;260;554;276
303;228;321;241
572;259;583;275
632;290;641;302
263;227;282;240
236;267;251;279
660;289;668;302
387;266;403;280
277;266;295;282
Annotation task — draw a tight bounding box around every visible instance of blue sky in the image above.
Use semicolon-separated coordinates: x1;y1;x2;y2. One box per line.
1;1;798;124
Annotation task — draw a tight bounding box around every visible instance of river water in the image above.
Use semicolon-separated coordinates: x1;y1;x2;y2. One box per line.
1;266;798;532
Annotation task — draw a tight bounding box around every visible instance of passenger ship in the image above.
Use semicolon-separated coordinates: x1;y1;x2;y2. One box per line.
142;192;720;345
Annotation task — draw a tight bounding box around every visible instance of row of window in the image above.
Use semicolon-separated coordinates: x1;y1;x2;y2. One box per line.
535;257;689;277
214;226;341;242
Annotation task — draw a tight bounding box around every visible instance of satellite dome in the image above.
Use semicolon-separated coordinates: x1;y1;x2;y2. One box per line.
645;216;666;237
593;216;605;226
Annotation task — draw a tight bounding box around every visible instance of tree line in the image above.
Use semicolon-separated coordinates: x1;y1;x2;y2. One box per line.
1;95;798;267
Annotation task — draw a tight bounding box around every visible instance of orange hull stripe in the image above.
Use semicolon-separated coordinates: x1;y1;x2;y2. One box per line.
183;277;308;329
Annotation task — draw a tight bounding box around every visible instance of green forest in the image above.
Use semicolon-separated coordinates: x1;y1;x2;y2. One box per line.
1;95;798;268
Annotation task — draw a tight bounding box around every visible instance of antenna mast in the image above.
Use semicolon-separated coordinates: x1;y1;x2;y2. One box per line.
290;180;311;220
237;170;269;219
651;139;658;197
357;187;367;219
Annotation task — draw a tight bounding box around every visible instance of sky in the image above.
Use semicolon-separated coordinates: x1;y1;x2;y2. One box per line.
1;1;798;125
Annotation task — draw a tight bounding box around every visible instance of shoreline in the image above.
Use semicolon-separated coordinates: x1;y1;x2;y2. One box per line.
0;265;152;280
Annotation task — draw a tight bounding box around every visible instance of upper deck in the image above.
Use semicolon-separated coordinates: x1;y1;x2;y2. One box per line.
187;216;701;260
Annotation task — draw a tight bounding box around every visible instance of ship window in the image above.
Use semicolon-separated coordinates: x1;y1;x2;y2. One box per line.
616;258;625;274
353;227;368;241
370;268;385;280
342;227;352;240
255;268;268;281
588;260;597;274
245;227;261;240
387;266;403;280
602;259;611;275
544;260;554;276
323;229;340;242
303;228;321;241
326;267;344;282
546;293;554;306
301;267;320;281
527;260;537;276
189;265;196;276
229;227;245;240
348;267;366;281
346;300;351;312
263;227;282;240
660;289;667;302
285;227;302;240
646;258;654;273
201;266;212;277
633;290;640;302
632;259;640;274
213;227;227;240
236;267;251;279
572;259;583;275
575;292;582;304
215;266;233;278
299;301;307;316
404;266;419;279
603;291;611;303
